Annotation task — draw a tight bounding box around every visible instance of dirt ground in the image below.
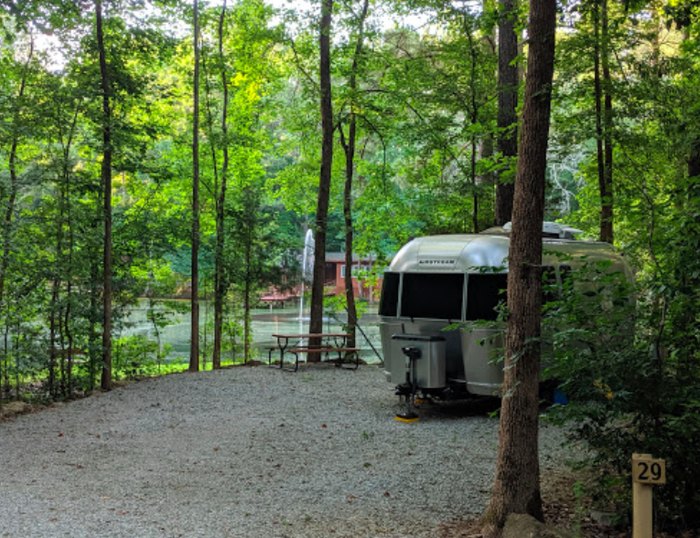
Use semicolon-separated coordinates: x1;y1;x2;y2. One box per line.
436;470;699;538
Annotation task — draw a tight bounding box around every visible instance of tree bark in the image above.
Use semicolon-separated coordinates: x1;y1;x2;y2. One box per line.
190;0;201;372
49;224;62;398
482;0;556;530
594;0;614;244
340;0;369;351
465;21;480;232
58;107;79;396
309;0;334;360
95;0;113;391
89;257;100;391
495;0;519;226
243;231;252;363
213;0;229;370
601;0;614;244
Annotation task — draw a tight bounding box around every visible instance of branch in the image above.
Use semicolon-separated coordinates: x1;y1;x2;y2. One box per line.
288;37;320;93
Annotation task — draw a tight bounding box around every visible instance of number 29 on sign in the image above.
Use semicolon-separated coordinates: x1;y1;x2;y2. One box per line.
633;454;666;485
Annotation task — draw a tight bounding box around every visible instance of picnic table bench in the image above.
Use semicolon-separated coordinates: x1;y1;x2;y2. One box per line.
269;333;360;372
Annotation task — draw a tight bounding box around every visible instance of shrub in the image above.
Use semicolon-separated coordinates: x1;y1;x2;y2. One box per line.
543;259;700;530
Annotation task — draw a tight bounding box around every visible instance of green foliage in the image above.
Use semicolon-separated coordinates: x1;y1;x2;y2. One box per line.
324;293;369;326
113;335;159;379
544;256;700;529
543;11;700;527
373;13;499;233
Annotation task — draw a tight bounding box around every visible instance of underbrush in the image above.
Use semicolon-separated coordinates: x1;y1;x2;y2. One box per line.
543;258;700;533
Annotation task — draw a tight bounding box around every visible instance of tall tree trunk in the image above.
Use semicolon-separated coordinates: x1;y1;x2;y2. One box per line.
495;0;519;225
190;0;201;372
2;325;9;398
340;0;369;351
601;0;614;244
341;121;358;350
49;109;77;398
213;0;230;370
95;0;113;391
309;0;334;360
61;107;79;396
88;256;100;391
471;135;479;232
243;233;252;363
482;0;556;530
63;295;74;395
465;18;481;232
594;0;614;243
49;225;62;398
48;279;59;398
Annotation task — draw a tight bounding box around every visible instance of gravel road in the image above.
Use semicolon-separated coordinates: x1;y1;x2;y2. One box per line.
0;365;567;538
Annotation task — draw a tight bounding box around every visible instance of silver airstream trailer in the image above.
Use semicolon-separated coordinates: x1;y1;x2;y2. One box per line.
378;222;631;403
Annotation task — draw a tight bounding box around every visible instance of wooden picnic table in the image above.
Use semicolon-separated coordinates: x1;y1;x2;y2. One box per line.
269;333;360;372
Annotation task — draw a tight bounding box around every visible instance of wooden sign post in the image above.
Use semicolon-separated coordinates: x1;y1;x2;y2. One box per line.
632;453;666;538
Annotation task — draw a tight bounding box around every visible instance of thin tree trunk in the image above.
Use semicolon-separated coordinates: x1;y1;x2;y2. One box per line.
471;136;479;232
62;109;84;392
495;0;518;225
64;221;76;395
88;256;100;391
213;0;230;370
601;0;614;243
2;325;8;398
482;0;556;530
340;0;369;351
341;122;358;350
49;277;60;398
309;0;334;360
95;0;113;391
593;0;605;234
13;326;20;400
48;196;65;398
63;285;74;395
594;0;614;243
243;234;252;363
341;123;358;350
466;18;480;232
49;110;76;398
190;0;201;372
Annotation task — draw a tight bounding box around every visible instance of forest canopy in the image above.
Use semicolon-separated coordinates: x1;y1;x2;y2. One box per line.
0;0;696;376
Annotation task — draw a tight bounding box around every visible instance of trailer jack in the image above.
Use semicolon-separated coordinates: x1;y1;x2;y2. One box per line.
394;346;421;423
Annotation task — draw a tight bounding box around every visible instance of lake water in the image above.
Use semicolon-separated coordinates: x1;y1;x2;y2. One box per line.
120;300;384;364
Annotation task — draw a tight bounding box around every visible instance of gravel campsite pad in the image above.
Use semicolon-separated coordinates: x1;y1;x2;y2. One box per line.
0;365;568;537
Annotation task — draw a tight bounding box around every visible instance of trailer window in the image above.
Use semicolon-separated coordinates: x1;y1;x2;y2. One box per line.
400;273;464;320
379;272;400;316
466;273;507;320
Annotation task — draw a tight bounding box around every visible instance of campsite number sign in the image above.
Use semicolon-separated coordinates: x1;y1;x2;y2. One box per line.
632;454;666;485
632;453;666;538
